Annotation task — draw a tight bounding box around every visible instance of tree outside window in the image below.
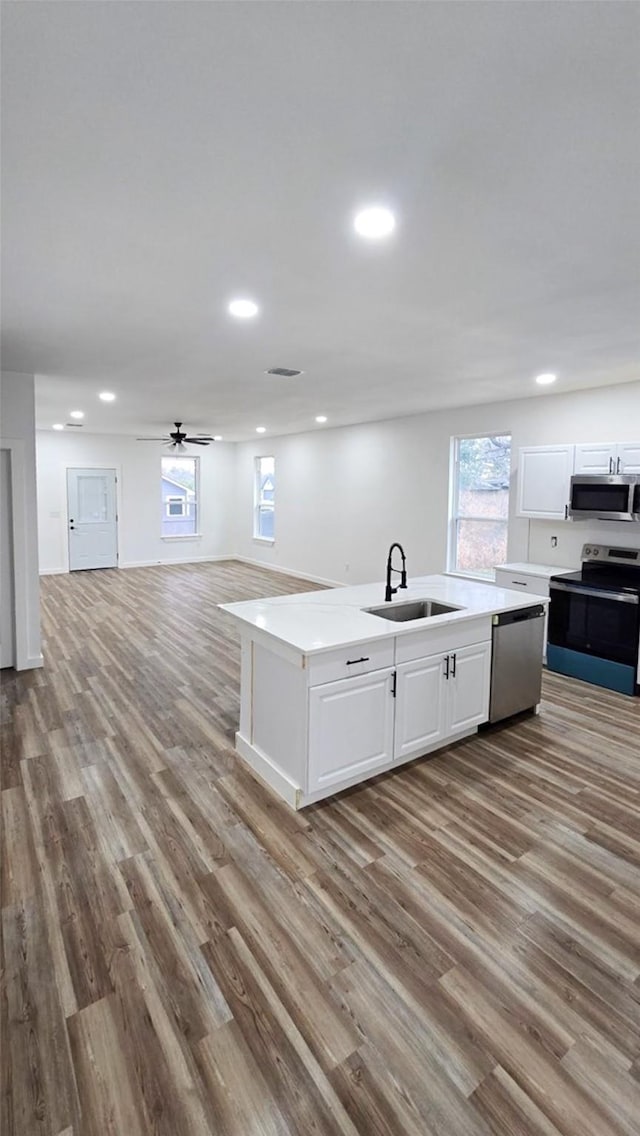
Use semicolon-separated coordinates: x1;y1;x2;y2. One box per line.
449;435;511;576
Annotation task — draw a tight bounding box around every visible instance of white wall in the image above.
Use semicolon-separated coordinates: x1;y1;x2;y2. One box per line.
36;431;236;574
0;371;43;669
234;381;640;584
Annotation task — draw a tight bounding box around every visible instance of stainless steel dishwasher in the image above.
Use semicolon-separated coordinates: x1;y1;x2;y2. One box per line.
489;605;545;723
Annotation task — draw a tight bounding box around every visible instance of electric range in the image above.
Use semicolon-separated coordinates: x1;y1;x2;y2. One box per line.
547;544;640;696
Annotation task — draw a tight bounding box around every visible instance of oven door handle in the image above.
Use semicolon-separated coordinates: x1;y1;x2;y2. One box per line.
550;580;639;604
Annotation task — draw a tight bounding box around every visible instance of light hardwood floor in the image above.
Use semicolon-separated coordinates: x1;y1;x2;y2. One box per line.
2;560;640;1136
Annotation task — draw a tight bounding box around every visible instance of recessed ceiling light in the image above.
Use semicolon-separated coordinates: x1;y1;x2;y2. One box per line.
353;206;396;239
52;423;64;431
213;435;223;441
315;415;328;424
228;298;259;319
256;426;266;433
535;373;557;386
99;391;116;402
69;410;84;419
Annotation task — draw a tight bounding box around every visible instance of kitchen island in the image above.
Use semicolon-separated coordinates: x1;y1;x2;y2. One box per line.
220;574;546;809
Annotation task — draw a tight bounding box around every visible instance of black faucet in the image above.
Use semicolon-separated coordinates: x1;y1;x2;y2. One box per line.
385;542;408;602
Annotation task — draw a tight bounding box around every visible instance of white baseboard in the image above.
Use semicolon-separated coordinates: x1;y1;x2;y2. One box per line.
232;555;343;589
40;554;340;588
41;554;236;575
120;555;234;569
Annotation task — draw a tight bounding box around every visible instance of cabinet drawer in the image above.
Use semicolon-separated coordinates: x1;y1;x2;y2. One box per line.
307;638;395;686
395;616;491;665
494;569;549;597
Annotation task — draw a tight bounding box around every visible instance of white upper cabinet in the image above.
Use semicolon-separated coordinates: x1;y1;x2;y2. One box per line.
517;445;574;519
617;443;640;474
574;442;640;475
573;443;617;476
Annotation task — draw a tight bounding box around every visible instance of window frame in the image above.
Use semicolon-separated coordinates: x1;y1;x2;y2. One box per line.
447;432;511;579
253;455;275;543
165;494;187;518
160;455;200;539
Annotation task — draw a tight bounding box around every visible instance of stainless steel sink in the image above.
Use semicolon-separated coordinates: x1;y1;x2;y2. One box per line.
363;598;463;622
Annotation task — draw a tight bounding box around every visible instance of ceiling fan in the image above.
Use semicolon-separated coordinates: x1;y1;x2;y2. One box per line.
136;422;214;450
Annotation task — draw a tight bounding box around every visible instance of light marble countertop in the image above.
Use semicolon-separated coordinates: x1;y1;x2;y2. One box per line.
495;562;576;579
219;574;547;655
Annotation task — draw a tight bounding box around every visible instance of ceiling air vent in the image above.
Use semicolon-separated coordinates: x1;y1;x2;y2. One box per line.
265;367;303;377
65;422;84;427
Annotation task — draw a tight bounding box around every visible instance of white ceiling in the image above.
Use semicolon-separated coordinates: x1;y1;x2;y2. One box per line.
2;2;639;441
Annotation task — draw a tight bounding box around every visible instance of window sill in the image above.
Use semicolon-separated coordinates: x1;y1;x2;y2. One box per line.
161;534;203;542
253;537;275;545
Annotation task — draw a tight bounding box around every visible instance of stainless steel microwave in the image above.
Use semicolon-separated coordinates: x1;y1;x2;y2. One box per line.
568;474;639;522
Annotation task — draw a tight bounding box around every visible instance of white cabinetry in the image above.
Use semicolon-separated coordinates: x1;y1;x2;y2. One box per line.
238;616;494;807
447;641;492;734
617;443;640;474
517;445;574;519
574;442;640;476
394;640;490;760
308;667;395;792
394;654;447;758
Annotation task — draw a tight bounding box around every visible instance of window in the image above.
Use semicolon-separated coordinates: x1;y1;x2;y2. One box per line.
448;434;511;577
161;456;198;537
254;456;275;540
166;496;186;517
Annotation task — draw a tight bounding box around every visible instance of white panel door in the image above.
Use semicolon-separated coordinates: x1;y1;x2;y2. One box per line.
308;667;395;792
394;654;446;760
67;468;118;571
446;641;491;735
1;449;15;668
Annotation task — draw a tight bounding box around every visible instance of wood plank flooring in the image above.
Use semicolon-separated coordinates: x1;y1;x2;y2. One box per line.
2;559;640;1135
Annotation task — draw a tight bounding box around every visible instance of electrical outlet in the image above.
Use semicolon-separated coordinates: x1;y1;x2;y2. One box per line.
551;536;558;548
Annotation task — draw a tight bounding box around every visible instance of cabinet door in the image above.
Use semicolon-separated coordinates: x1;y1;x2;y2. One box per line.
574;443;616;476
517;446;574;519
308;667;395;793
394;655;447;760
446;642;491;735
617;443;640;475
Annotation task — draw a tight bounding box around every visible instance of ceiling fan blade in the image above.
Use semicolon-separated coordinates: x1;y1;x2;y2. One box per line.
184;438;210;445
137;436;170;441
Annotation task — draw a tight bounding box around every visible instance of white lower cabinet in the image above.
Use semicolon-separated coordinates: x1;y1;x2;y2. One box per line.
309;638;491;793
447;641;492;734
308;666;395;792
394;654;447;758
395;640;490;760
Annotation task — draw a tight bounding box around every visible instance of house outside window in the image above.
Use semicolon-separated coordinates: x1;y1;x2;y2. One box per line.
448;434;511;577
254;456;275;540
161;456;198;536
